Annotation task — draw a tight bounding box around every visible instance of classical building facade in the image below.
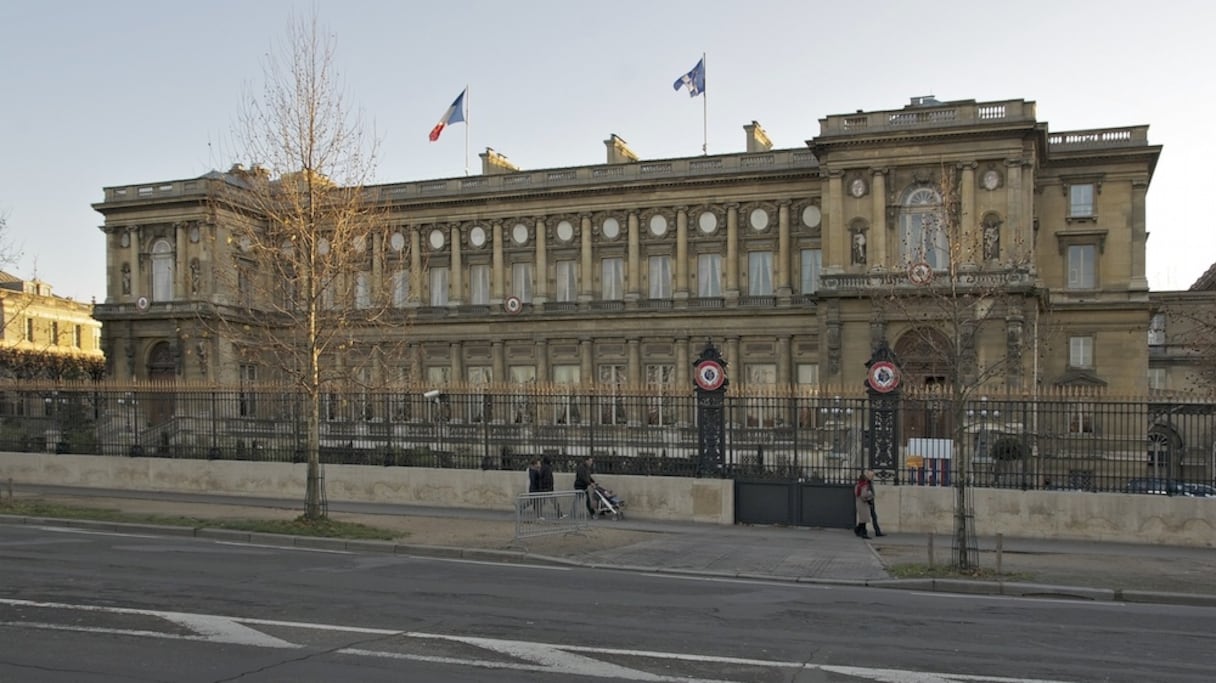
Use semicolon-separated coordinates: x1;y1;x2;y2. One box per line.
0;272;103;365
93;97;1160;403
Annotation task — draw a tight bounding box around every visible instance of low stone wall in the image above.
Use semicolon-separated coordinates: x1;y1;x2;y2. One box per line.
877;485;1216;547
3;452;1212;545
0;452;734;525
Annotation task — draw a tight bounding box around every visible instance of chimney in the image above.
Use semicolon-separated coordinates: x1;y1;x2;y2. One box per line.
604;134;639;165
743;121;772;153
479;147;520;175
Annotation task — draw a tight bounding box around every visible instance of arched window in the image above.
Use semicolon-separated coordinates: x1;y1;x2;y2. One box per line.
151;239;174;301
900;187;948;270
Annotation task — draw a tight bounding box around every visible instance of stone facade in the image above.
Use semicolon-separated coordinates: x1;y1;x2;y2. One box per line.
0;272;103;363
92;97;1160;402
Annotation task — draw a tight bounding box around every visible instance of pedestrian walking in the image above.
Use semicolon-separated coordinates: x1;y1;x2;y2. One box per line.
854;470;875;539
527;457;543;519
539;455;563;518
573;456;596;518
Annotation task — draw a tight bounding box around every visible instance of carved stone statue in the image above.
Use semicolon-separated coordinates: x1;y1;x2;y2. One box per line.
851;231;867;265
121;263;131;295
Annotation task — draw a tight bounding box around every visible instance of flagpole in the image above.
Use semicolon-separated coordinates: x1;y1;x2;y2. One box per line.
701;52;708;155
464;84;470;176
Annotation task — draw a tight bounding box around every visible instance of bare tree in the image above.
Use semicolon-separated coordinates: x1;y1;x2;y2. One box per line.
209;13;392;520
874;164;1041;569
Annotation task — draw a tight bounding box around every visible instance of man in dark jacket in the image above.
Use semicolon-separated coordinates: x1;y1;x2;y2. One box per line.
539;456;562;518
526;458;542;518
573;456;596;517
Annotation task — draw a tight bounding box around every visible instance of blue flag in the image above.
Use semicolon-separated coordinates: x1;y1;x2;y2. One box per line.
672;57;705;98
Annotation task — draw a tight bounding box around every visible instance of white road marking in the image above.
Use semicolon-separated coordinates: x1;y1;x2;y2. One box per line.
640;572;834;588
401;555;572;570
0;598;1076;682
211;541;352;555
36;526;160;540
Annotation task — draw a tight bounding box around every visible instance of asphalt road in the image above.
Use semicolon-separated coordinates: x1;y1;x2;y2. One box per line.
1;524;1213;682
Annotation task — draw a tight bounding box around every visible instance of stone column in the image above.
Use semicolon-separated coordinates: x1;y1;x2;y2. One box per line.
725;204;739;300
371;232;383;305
960;163;977;264
627;338;641;387
129;226;141;300
1005;159;1024;258
777;334;792;385
175;222;187;300
826;172;844;272
491;221;505;303
408;342;422;383
534;218;547;304
492;340;506;385
1130;180;1149;290
449;225;463;305
675;207;689;300
777;202;791;300
450;341;464;384
626;212;640;301
408;228;422;307
870;169;887;269
579;215;593;303
535;338;549;383
579;338;593;385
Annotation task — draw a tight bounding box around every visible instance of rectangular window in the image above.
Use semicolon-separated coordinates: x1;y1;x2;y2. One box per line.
697;253;722;297
511;262;533;303
748;251;774;296
466;366;493;423
426;366;452;422
552;364;582;425
796;363;820;427
238;364;258;418
354;272;371;309
645;364;675;426
745;363;778;428
238;264;255;308
648;255;672;299
1066;245;1096;290
509;365;536;424
25;318;34;342
1069;336;1093;369
74;325;83;348
470;265;490;305
1069;184;1094;218
320;280;335;310
601;257;624;300
1148;368;1167;391
1069;404;1094;434
1148;312;1166;346
51;321;59;345
392;270;410;308
598;364;627;425
800;249;822;294
555;260;577;303
430;267;449;306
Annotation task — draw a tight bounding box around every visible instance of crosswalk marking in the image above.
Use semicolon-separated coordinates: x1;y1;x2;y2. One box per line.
0;598;1074;682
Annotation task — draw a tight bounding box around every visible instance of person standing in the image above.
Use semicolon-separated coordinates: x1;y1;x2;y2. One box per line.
863;469;884;537
539;455;562;518
573;456;596;518
854;470;874;539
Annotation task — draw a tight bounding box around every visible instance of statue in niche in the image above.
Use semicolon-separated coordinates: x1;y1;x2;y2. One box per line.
121;263;131;295
982;215;1002;261
189;259;200;294
851;231;867;265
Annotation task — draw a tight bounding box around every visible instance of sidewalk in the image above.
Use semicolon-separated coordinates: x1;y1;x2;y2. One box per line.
4;485;1216;607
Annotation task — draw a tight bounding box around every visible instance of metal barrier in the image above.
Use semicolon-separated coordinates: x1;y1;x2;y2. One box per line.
513;491;589;541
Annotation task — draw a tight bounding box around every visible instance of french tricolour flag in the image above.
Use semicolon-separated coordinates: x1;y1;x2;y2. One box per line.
429;88;467;142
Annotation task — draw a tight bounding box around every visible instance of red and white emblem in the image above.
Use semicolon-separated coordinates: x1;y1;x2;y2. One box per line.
867;360;900;393
504;296;522;314
694;360;726;392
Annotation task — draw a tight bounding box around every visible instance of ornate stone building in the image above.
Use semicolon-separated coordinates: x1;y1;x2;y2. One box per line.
92;97;1160;403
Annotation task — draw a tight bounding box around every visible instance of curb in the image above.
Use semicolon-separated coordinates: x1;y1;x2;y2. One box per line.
3;514;1215;607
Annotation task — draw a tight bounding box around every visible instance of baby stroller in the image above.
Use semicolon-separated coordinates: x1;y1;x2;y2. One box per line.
590;483;625;520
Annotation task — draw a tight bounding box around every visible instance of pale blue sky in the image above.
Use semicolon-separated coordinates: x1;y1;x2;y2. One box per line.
1;0;1212;302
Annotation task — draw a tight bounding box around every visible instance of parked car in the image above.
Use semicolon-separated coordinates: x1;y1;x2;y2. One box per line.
1180;483;1216;498
1124;478;1186;496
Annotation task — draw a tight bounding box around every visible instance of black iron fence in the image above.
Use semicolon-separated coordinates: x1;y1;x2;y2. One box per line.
1;384;1213;493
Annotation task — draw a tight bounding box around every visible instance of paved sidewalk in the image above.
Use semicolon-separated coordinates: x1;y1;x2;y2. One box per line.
4;484;1215;607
